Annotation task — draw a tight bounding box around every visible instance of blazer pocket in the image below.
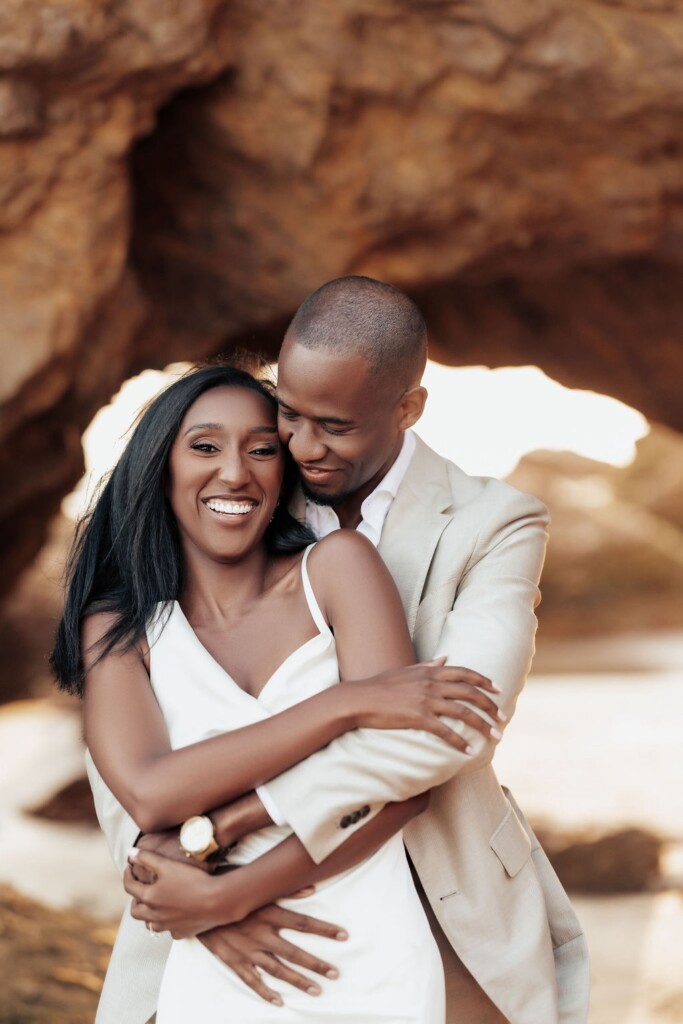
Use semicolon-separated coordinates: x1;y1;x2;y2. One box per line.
490;806;532;878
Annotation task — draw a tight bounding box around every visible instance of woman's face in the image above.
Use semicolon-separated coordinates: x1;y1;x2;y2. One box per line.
167;386;284;565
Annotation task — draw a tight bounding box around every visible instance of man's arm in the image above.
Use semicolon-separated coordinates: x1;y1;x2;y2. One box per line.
263;491;548;864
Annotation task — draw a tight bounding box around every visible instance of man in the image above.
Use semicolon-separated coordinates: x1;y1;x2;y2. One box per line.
89;277;589;1023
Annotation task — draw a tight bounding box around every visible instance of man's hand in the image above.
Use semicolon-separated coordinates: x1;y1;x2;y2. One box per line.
199;904;347;1007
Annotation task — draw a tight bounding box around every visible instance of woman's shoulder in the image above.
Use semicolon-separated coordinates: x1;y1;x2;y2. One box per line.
306;530;390;609
307;528;379;571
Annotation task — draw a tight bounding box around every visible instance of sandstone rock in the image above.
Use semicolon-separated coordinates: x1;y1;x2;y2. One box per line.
507;424;683;635
3;1;683;595
536;826;664;893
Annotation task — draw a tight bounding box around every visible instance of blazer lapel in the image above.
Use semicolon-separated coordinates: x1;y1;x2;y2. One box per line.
379;437;453;634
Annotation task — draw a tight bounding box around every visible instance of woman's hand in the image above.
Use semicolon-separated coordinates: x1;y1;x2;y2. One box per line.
345;658;506;752
124;849;231;938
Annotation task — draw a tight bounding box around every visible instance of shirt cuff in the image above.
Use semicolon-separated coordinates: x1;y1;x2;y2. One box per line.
255;784;288;827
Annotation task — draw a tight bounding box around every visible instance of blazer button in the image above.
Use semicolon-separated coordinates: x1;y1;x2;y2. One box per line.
340;815;352;828
350;810;361;824
360;805;370;818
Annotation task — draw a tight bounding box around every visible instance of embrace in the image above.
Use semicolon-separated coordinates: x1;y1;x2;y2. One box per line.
52;277;589;1023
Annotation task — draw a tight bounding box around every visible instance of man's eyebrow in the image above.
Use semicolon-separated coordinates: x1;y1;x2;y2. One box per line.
183;422;277;436
274;397;354;427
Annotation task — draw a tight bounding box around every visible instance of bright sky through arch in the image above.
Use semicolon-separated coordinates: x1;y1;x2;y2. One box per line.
414;362;648;479
63;360;649;520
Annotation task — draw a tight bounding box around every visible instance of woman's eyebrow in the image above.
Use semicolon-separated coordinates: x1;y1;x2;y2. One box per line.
183;422;277;436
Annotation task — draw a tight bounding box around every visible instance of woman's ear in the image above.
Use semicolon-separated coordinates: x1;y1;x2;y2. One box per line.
398;386;428;429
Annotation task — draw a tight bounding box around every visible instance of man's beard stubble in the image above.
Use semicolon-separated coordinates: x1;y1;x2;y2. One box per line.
301;479;357;509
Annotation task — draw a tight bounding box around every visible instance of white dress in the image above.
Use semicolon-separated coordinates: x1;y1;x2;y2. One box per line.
151;545;445;1023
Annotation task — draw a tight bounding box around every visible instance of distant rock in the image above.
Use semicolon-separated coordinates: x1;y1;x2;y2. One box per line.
30;776;98;828
536;826;664;894
508;425;683;636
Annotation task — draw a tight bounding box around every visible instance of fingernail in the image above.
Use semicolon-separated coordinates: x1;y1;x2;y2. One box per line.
127;846;140;860
326;968;339;979
491;728;502;741
497;709;508;721
271;996;283;1006
465;745;474;755
307;985;321;996
491;683;502;693
336;930;348;940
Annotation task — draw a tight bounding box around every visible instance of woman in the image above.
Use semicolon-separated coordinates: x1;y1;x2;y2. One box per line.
52;364;500;1022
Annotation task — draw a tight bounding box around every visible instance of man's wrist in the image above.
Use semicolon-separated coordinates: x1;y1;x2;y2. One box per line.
213;868;247;926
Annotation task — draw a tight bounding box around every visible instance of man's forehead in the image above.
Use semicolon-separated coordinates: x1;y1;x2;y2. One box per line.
276;342;376;416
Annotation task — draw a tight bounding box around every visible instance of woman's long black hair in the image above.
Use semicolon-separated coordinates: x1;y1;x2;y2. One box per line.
51;363;315;696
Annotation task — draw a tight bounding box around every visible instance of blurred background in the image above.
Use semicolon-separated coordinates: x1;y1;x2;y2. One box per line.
1;2;682;1022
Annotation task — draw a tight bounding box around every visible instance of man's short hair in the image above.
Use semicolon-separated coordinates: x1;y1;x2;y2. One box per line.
285;276;427;388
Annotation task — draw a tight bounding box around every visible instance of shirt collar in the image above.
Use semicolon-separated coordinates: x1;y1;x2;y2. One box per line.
304;430;416;545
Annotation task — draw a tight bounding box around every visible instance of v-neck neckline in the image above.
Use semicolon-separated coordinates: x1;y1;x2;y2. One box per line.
171;600;331;704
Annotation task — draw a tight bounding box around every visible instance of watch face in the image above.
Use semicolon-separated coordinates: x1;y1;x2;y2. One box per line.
181;816;212;854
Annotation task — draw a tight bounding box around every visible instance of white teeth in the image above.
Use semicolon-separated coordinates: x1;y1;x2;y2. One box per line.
206;500;255;516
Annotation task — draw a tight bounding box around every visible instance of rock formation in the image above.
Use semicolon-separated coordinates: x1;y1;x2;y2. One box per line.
3;0;683;595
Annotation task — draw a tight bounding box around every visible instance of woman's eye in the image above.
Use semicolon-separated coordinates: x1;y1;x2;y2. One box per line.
190;441;219;453
278;410;298;421
250;445;279;457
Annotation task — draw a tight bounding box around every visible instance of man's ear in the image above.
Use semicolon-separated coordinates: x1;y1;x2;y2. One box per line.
398;386;427;429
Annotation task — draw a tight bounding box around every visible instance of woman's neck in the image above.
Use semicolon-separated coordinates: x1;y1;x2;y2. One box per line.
178;544;272;626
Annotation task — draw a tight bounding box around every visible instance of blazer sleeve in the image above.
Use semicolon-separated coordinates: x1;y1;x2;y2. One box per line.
85;748;141;876
263;490;549;865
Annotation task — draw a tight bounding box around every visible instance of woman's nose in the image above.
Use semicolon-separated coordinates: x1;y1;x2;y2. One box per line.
216;451;250;487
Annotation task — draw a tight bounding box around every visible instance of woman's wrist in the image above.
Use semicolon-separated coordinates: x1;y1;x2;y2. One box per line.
320;680;362;732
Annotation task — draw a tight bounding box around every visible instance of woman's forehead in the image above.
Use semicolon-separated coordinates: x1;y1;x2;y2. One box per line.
183;386;276;424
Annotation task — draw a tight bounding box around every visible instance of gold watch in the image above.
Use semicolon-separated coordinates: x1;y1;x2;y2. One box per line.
179;815;219;862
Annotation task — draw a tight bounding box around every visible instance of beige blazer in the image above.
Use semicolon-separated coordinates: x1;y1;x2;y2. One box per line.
88;436;589;1024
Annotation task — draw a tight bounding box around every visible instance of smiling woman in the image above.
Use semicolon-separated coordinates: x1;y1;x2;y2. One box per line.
51;365;313;696
167;388;284;567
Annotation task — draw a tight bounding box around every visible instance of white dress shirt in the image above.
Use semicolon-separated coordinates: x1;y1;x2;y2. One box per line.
257;430;416;826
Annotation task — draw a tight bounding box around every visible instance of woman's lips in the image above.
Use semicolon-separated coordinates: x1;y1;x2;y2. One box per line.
203;498;259;522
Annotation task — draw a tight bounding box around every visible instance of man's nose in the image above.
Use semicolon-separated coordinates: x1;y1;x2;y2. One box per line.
287;421;327;464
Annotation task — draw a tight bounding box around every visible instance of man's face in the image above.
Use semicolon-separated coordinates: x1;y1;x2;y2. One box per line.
275;339;407;508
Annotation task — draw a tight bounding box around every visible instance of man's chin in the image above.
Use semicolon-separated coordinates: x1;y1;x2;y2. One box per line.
301;480;354;508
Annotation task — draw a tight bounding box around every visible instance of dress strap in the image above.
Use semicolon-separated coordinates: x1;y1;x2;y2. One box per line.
301;543;332;636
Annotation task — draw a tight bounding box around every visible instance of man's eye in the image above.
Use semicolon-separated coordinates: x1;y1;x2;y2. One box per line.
321;424;347;436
